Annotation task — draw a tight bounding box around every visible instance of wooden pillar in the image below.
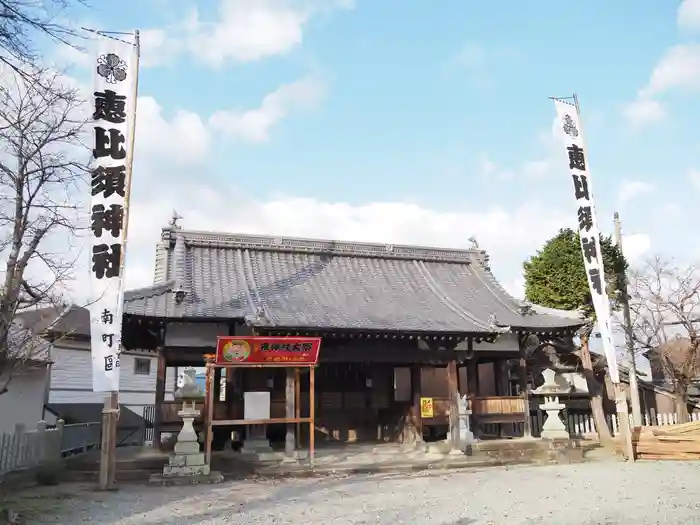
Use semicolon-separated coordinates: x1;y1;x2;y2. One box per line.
518;335;532;438
225;368;235;416
411;364;423;443
285;368;296;457
204;363;215;465
213;367;222;403
465;343;479;398
154;349;166;450
447;359;459;448
465;338;479;437
309;366;316;467
294;368;301;448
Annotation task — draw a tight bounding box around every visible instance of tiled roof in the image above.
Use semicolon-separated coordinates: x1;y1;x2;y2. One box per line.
16;304;90;338
123;228;584;334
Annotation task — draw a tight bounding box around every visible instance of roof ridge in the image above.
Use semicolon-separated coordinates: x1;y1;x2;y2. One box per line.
161;228;489;264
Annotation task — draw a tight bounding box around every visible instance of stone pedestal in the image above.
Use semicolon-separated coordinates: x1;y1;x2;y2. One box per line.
539;395;569;440
242;425;272;454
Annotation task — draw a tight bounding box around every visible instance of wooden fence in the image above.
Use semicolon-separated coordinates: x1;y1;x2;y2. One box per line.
530;410;700;438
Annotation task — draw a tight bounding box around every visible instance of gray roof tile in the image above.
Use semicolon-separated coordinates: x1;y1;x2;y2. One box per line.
123;229;584;333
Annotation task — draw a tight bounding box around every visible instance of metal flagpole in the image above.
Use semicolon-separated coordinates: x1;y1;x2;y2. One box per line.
614;211;643;427
98;28;141;490
570;93;635;462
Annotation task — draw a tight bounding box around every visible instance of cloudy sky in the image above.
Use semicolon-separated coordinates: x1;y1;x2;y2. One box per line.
43;0;700;302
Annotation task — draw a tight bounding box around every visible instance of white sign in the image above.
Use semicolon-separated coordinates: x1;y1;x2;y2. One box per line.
244;391;271;420
89;36;137;392
553;98;619;384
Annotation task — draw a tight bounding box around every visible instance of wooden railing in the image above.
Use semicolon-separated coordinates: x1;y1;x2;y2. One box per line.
472;396;525;415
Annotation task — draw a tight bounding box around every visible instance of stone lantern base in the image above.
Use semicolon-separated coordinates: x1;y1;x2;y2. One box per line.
149;398;223;486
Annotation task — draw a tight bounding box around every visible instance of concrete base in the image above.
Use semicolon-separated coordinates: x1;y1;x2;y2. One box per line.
242;439;273;454
149;470;224;487
241;449;309;463
541;430;571;440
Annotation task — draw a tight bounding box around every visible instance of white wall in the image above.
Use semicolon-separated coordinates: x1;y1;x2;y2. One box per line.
0;366;49;435
164;322;227;347
49;343;176;410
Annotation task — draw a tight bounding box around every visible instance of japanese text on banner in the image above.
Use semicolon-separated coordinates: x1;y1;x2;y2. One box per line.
89;38;135;392
552;99;619;384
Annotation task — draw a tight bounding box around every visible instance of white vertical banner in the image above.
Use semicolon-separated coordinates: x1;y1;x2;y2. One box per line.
89;36;137;392
552;98;619;384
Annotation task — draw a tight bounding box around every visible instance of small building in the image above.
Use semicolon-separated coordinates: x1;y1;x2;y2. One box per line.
122;223;585;448
0;325;51;434
15;305;177;420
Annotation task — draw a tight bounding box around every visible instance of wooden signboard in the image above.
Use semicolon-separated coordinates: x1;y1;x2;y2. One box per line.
215;336;321;366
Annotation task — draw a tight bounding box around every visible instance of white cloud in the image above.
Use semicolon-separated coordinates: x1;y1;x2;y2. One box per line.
522;159;551;179
617;180;655;209
136;97;211;164
452;42;486;69
642;44;700;96
209;76;325;142
678;0;700;33
50;1;354;70
625;44;700;126
688;169;700;191
622;98;666;126
143;0;354;69
621;233;652;263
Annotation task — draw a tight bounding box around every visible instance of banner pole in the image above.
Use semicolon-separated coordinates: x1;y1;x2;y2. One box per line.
573;93;635;462
98;28;141;490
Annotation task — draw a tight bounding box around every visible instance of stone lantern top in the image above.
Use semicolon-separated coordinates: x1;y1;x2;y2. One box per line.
175;367;204;400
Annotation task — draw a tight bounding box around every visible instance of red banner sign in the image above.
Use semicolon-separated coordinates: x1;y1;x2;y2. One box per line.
215;336;321;366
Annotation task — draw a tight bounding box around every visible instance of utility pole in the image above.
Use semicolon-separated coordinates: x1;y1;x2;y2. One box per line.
614;211;643;427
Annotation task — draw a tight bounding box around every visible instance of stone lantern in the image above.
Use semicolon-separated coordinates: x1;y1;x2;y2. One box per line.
532;368;570;440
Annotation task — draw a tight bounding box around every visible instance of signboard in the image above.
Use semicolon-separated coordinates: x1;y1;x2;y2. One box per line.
420;397;434;418
552;97;619;383
215;336;322;366
88;36;138;392
244;392;271;420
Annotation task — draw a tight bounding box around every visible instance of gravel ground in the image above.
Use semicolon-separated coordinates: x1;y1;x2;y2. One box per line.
11;461;700;524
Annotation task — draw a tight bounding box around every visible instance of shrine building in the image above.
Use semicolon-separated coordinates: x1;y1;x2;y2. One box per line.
121;221;584;450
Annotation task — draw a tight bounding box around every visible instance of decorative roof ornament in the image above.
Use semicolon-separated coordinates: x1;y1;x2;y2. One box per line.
244;307;269;327
468;236;479;250
169;210;183;230
520;304;534;316
487;313;510;334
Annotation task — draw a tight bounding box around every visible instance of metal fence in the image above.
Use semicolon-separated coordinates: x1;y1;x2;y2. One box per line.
143;405;155;444
60;422;102;456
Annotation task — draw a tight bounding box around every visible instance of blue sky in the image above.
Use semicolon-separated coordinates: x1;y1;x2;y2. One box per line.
52;0;700;307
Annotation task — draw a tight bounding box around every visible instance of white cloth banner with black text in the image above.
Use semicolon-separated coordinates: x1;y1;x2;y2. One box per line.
89;36;136;392
552;99;619;384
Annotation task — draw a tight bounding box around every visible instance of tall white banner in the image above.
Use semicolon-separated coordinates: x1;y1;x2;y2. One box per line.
89;36;137;392
552;99;619;384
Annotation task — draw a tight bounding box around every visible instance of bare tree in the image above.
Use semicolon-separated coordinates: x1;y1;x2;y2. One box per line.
628;256;700;421
1;0;86;74
0;66;87;394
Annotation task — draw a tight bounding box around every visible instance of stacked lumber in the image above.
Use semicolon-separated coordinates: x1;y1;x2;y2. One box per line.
632;420;700;460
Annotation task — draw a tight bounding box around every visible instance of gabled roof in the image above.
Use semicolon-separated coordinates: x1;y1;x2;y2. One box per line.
15;304;90;338
5;324;52;363
124;227;584;334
